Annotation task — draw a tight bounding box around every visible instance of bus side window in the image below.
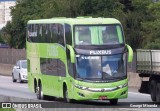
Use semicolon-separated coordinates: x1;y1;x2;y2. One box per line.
57;24;65;46
34;24;38;42
65;24;72;45
28;24;34;42
39;24;43;42
58;60;66;77
51;24;58;43
27;25;31;42
42;24;47;43
45;24;50;43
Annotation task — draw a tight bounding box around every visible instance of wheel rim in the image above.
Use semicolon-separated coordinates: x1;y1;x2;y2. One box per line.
36;85;43;99
40;87;44;99
36;86;40;99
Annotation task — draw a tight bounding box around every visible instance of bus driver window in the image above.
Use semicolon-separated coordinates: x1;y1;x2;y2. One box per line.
103;26;119;44
76;26;91;45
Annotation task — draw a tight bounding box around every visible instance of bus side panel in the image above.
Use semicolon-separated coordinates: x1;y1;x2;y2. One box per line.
27;42;40;92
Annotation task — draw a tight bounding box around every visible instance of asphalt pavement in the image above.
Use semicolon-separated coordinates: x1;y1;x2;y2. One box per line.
0;75;159;111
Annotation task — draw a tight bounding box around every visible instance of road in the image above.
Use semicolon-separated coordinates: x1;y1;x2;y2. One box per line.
0;75;152;102
0;75;159;110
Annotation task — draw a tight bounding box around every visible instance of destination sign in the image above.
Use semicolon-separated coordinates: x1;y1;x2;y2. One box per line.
90;50;111;55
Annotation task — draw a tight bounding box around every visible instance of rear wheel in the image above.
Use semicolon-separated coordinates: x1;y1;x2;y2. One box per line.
36;83;43;100
156;82;160;102
12;73;16;82
109;99;118;105
150;80;156;101
36;82;49;100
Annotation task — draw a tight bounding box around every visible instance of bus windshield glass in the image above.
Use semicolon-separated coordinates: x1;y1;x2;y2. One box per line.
74;25;124;45
76;54;126;81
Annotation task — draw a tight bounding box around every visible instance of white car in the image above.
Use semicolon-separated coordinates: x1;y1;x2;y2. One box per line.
12;60;27;83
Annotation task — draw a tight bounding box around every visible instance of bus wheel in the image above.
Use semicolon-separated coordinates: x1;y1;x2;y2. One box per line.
156;83;160;102
36;83;43;100
64;87;72;103
150;80;156;101
109;99;118;105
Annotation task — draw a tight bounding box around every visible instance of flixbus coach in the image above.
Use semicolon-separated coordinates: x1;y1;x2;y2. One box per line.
26;17;133;105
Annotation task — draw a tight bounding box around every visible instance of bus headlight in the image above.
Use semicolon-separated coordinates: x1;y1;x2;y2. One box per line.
74;84;88;90
74;83;127;92
118;83;128;88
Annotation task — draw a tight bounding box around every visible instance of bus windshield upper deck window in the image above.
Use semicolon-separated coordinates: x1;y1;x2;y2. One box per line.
103;26;119;44
75;26;91;45
74;25;124;45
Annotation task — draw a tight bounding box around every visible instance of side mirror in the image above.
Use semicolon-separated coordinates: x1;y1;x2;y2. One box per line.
126;44;133;62
67;45;75;63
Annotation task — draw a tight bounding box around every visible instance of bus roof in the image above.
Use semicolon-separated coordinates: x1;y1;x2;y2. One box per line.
27;17;121;25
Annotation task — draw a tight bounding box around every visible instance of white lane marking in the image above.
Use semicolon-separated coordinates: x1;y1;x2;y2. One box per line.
19;86;28;88
129;92;150;96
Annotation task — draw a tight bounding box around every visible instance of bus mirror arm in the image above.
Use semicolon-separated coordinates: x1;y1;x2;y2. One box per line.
67;45;75;63
126;44;133;62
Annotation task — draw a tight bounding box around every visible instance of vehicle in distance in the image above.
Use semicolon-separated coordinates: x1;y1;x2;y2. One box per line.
137;49;160;102
12;60;27;83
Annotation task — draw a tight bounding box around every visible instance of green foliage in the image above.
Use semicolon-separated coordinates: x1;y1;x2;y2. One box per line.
0;0;160;49
142;2;160;49
0;32;4;43
124;0;152;50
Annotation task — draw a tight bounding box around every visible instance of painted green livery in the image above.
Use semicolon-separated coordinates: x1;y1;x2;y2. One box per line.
26;17;133;105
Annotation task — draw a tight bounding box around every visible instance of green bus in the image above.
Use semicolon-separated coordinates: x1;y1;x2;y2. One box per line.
26;17;133;105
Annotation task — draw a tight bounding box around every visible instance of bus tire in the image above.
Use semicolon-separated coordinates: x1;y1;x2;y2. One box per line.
36;83;43;100
34;79;37;93
12;73;16;82
156;82;160;102
63;86;72;103
109;99;118;105
150;80;156;101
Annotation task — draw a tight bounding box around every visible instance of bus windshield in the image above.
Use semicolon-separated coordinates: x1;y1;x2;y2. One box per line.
76;54;126;81
74;25;124;45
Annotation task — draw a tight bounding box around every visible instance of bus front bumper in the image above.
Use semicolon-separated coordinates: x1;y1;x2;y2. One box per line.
72;84;128;100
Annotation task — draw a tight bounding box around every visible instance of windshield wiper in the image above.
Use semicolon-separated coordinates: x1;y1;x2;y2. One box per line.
76;78;94;81
106;76;126;80
76;78;84;81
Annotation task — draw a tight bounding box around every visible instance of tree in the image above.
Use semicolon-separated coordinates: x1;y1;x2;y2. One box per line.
0;30;4;43
142;2;160;49
123;0;152;50
1;21;13;47
2;0;159;50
